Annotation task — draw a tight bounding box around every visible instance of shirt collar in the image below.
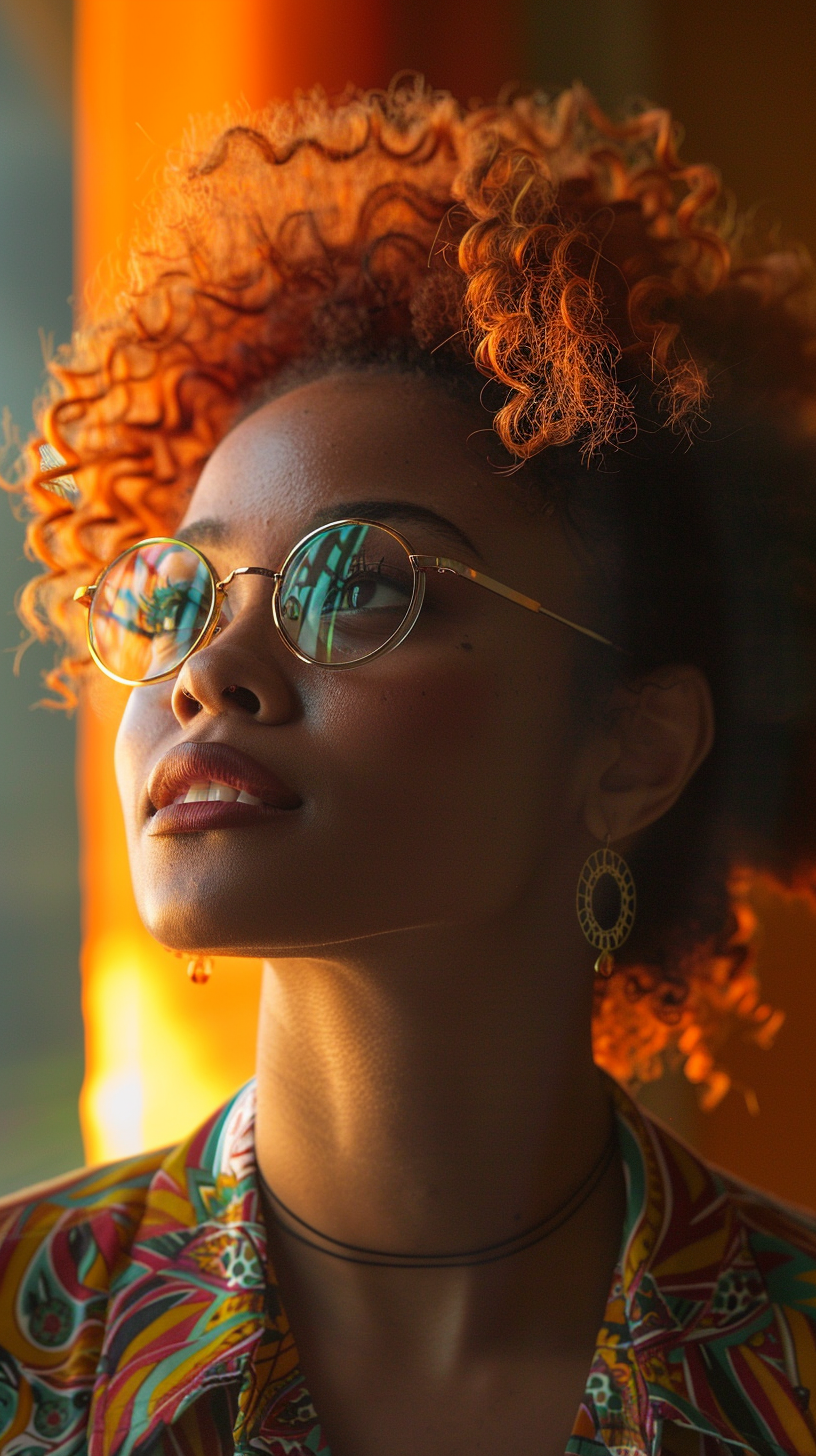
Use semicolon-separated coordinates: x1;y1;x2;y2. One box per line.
90;1080;815;1456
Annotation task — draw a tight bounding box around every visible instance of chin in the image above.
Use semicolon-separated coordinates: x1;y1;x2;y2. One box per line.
136;879;341;957
130;834;484;955
136;874;264;954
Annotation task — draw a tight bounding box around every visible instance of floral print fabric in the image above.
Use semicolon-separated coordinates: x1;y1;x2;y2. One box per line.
1;1080;815;1456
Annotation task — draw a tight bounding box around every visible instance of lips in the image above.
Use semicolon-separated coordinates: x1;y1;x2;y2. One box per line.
147;741;301;836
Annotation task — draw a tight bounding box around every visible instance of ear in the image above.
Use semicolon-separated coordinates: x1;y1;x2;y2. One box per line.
581;665;715;842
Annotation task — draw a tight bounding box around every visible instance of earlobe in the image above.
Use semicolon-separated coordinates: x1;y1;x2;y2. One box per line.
584;664;715;842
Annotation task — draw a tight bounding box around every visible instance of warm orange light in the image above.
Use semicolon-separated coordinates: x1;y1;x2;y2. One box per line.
80;936;145;1157
75;0;393;1162
79;922;264;1164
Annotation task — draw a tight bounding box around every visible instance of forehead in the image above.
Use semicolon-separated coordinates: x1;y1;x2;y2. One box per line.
181;369;530;548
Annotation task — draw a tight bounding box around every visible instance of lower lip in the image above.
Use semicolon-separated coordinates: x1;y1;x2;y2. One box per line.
147;800;299;836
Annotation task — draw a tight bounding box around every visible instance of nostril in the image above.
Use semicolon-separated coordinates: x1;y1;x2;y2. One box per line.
223;683;261;714
181;686;202;715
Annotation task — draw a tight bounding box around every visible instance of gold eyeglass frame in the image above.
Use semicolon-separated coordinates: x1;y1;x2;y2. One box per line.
73;518;623;687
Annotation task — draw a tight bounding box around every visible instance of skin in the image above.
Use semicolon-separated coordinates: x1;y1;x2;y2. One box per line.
115;368;714;1456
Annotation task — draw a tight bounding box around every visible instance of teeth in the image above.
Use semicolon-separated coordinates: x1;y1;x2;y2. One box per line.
207;784;240;802
174;781;257;805
183;782;210;802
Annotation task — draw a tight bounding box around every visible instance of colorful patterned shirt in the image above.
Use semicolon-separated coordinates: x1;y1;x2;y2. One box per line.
1;1080;816;1456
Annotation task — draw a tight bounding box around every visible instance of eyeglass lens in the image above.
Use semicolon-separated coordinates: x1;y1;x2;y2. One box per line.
89;523;418;683
277;521;416;665
89;541;215;683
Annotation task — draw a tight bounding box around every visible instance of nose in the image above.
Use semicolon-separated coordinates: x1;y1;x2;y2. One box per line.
170;583;298;728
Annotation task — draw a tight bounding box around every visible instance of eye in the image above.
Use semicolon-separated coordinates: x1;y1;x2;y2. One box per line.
329;560;413;614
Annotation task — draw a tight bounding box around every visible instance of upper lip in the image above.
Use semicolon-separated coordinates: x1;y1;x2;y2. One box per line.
147;741;301;812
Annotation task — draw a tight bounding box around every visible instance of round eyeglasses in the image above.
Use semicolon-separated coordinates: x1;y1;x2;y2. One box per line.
73;518;622;687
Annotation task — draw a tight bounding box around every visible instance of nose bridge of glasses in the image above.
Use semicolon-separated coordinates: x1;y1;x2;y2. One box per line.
216;565;282;591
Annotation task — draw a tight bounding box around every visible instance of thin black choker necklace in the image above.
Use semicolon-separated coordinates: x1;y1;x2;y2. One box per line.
258;1129;617;1269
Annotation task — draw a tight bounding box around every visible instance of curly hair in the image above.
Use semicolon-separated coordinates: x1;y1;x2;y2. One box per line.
10;75;816;1103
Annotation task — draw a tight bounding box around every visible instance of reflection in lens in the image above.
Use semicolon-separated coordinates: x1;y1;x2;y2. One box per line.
277;522;415;664
89;541;214;682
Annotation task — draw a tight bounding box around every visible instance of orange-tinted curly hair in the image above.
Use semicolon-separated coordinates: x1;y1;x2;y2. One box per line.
11;77;816;1102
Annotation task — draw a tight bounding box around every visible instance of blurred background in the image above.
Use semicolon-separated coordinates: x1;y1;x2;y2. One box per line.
0;0;80;1190
1;0;815;1201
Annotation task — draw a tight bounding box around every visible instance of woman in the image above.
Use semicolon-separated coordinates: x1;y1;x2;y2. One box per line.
1;79;816;1456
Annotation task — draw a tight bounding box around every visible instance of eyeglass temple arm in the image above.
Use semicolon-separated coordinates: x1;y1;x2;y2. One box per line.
410;554;623;653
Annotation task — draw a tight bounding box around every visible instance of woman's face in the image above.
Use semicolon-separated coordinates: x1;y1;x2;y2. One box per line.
115;368;599;956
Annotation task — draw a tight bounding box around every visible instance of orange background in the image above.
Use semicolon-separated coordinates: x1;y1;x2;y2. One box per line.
75;0;816;1200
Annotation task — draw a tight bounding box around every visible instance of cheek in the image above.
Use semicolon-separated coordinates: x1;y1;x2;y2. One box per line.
329;641;572;778
310;645;576;894
319;653;498;774
114;686;174;826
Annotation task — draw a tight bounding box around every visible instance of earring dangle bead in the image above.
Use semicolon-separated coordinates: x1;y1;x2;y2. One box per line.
164;947;214;985
576;841;636;977
163;948;214;985
187;956;213;986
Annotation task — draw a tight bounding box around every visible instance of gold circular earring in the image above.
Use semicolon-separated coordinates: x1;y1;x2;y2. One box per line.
576;840;636;977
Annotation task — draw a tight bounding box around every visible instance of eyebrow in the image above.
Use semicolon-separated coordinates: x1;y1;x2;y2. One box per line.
175;518;229;550
308;501;482;558
177;502;482;559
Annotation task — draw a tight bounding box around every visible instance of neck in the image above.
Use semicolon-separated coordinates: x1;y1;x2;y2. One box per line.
254;914;615;1259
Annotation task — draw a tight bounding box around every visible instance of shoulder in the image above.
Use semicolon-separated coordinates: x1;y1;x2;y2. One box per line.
0;1149;167;1229
615;1084;816;1326
0;1147;169;1351
717;1164;816;1313
0;1078;256;1332
0;1150;167;1455
0;1079;257;1280
0;1085;257;1455
612;1093;816;1450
